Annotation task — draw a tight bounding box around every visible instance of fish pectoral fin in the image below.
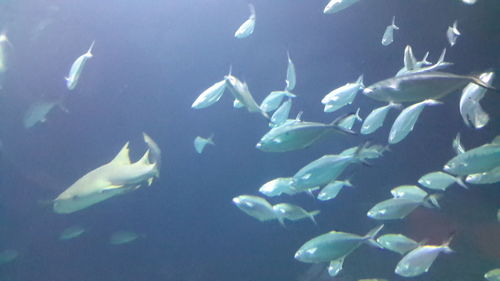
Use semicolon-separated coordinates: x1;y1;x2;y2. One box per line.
102;184;125;190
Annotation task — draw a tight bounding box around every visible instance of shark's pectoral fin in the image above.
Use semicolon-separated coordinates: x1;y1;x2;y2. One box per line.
102;184;125;190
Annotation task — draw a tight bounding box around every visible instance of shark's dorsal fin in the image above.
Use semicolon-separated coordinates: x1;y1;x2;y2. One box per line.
111;142;131;165
137;149;151;165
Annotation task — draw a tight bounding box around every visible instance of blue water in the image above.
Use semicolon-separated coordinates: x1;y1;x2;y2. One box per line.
0;0;499;280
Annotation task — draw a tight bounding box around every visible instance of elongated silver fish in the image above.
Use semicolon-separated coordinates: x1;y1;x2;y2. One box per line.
460;72;494;129
234;4;256;39
363;71;497;103
444;136;500;176
66;41;94;90
232;195;276;222
381;16;398;46
225;74;268;119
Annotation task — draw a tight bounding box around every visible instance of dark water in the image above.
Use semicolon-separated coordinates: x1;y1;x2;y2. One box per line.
0;0;499;281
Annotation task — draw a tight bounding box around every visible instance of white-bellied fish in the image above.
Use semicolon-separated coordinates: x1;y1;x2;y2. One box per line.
444;136;500;176
361;103;400;135
270;98;292;127
109;231;141;245
377;234;420;255
460;72;494;129
256;114;355;153
367;194;440;220
391;185;428;201
192;80;226;109
294;224;384;263
53;142;158;214
286;51;296;91
66;41;94;90
452;133;465;155
322;75;364;113
232;195;276;222
381;16;399;46
362;71;498;103
259;177;296;197
323;0;360;14
389;99;442;144
485;269;500;281
272;203;319;225
260;90;296;113
234;4;256;39
317;180;352;201
225;73;268;119
59;225;86;240
395;236;454;277
447;20;460;47
338;108;362;131
418;171;467;191
194;135;214;154
466;166;500;185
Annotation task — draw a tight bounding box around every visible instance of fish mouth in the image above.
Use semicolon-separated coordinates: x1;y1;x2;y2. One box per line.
443;165;451;172
255;142;262;149
362;88;374;95
232;197;241;205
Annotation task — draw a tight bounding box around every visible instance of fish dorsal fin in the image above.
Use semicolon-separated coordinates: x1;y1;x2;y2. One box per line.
137;149;151;165
87;41;95;56
111;142;131;165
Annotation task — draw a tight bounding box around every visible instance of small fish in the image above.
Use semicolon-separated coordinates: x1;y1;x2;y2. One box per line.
23;99;67;128
293;145;368;189
234;4;256;39
317;180;352;201
367;194;440;220
66;41;94;90
362;71;498;103
256;114;355;153
225;73;268;119
272;203;320;225
452;133;465;155
381;16;399;46
294;224;384;263
328;257;345;277
191;80;226;109
360;103;400;135
0;250;18;265
270;98;292;127
388;100;442;144
418;171;467;191
466;166;500;185
339;143;389;160
109;231;141;245
258;177;296;197
391;185;429;201
322;75;364;113
286;51;296;91
446;20;460;47
260;90;296;113
194;135;215;154
338;108;362;131
485;269;500;281
59;225;86;240
460;72;494;129
323;0;361;14
395;236;454;277
377;234;420;255
232;195;276;222
444;135;500;176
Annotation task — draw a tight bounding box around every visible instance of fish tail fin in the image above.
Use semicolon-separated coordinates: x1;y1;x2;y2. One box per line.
207;134;215;145
364;224;384;248
391;16;399;29
421;51;431;64
470;72;500;93
354;108;362;122
344;178;354;187
295;111;303;121
305;188;316;198
138;149;151;165
354;141;372;166
308;210;320;225
435;48;453;68
442;232;455;253
452;21;460;35
356;74;365;88
277;216;286;228
87;40;95;57
330;113;357;135
0;30;13;48
455;176;469;189
227;65;232;77
248;3;256;18
426;193;442;209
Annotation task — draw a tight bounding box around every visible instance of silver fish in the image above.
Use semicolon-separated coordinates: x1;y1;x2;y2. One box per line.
258;177;296;197
444;135;500;176
225;74;268;119
256;114;354;153
272;203;319;225
377;233;420;255
323;0;360;14
363;71;497;103
317;180;352;201
322;75;364;113
286;51;296;91
452;133;465;155
270;98;292;127
390;185;428;201
381;16;399;46
234;4;256;39
466;166;500;185
191;80;226;109
367;194;440;220
485;269;500;281
360;103;400;135
388;100;442;144
66;41;94;90
294;224;384;263
109;231;141;245
338;108;362;131
194;135;215;154
260;90;296;113
418;171;467;191
232;195;276;222
395;237;453;277
59;225;86;240
446;20;460;47
460;72;494;129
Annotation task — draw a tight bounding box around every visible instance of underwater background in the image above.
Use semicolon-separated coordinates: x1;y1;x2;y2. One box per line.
0;0;499;280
